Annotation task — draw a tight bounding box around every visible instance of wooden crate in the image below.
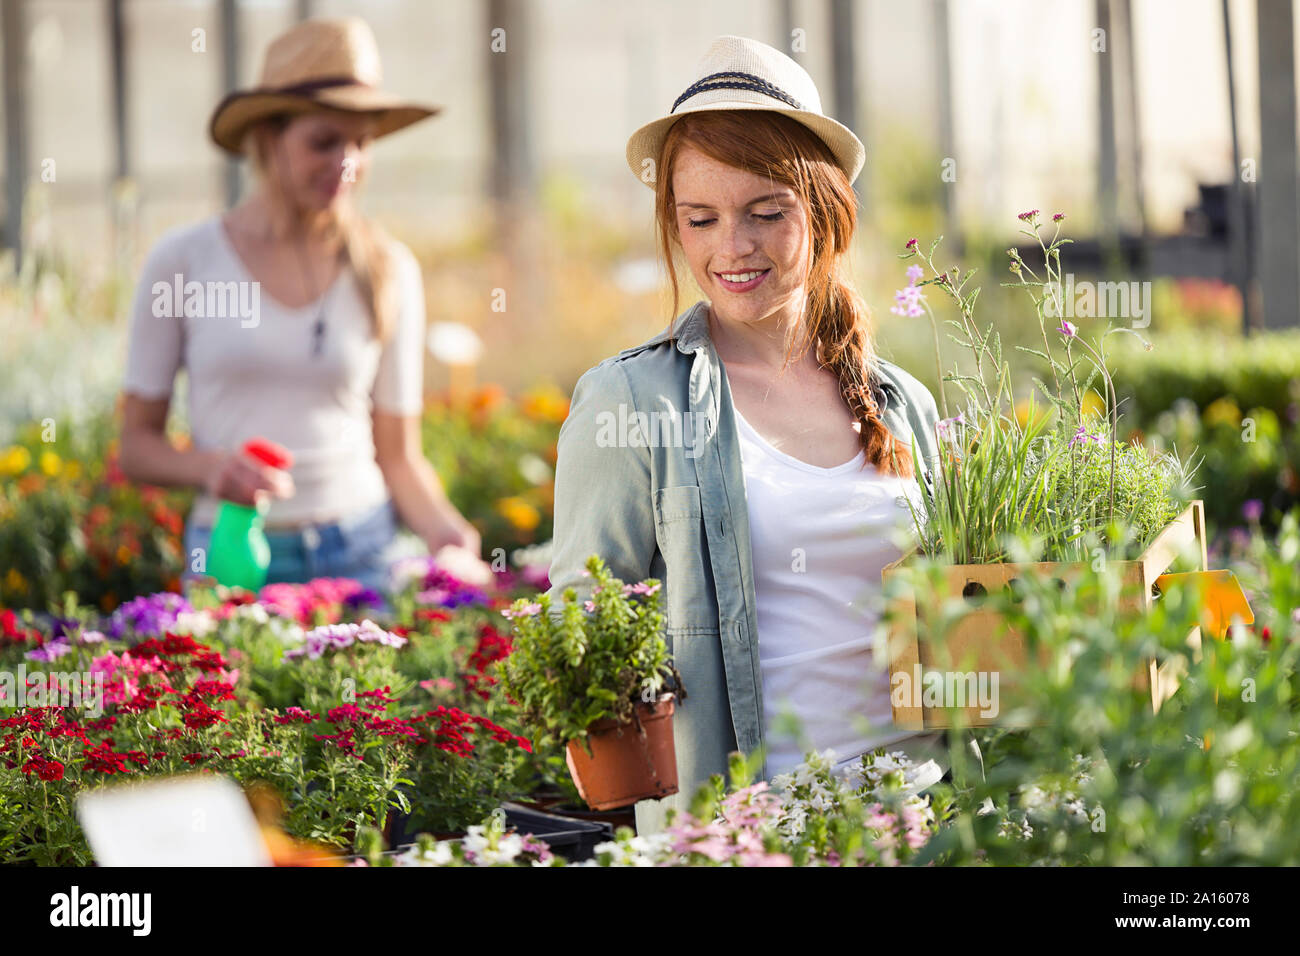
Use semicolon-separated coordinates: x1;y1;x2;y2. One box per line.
880;501;1208;730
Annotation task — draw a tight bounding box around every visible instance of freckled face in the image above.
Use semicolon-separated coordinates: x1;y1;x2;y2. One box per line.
671;145;810;327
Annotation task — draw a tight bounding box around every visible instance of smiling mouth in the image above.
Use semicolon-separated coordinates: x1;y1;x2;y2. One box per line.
715;268;771;290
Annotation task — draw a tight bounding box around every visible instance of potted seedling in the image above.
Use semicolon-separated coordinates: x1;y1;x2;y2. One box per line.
501;555;685;810
880;211;1248;727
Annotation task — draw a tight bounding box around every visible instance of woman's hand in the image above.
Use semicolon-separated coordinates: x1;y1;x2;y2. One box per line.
374;410;494;584
205;448;295;506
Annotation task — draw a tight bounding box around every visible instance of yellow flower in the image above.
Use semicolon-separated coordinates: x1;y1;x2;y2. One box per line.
39;450;61;477
1203;397;1242;429
0;446;31;476
522;386;571;424
1015;398;1050;430
1081;389;1106;421
4;567;27;594
496;496;541;532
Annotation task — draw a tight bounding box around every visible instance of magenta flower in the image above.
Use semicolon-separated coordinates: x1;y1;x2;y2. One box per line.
1058;320;1077;338
1242;499;1264;523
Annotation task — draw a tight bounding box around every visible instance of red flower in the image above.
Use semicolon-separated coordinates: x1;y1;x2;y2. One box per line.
22;755;65;781
312;727;362;760
364;717;421;739
133;633;206;658
325;704;364;725
188;679;237;702
82;740;130;775
181;702;227;730
272;707;318;725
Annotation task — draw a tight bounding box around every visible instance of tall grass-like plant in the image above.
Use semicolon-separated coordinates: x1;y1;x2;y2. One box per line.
893;212;1196;563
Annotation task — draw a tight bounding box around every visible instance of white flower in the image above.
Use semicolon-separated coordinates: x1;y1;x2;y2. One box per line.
461;826;524;865
234;603;270;626
394;841;455;866
589;832;671;867
172;610;216;637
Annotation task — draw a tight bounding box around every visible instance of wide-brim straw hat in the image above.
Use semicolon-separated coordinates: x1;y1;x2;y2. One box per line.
209;17;440;155
626;35;865;188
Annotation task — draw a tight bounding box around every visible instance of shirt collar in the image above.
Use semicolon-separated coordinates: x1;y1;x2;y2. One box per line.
663;300;907;412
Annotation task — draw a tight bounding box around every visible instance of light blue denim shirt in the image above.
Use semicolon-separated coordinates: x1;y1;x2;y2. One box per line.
545;299;948;833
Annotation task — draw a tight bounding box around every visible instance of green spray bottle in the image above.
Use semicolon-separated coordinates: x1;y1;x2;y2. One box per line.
206;438;294;592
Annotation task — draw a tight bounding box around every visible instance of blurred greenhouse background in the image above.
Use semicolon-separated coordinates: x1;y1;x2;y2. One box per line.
1;0;1299;606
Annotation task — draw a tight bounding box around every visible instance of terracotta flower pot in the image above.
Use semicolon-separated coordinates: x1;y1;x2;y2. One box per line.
564;694;679;811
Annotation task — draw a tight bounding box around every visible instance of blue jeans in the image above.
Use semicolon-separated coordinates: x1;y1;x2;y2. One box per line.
183;499;401;594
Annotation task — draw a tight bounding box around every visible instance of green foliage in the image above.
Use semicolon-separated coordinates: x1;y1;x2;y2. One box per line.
884;512;1300;865
1110;331;1300;532
501;554;683;751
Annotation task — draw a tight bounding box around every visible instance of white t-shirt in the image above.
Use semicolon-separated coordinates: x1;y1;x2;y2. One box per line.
732;402;926;779
123;216;426;527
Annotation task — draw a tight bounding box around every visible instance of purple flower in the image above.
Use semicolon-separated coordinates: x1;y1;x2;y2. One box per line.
1242;499;1264;523
25;636;73;663
936;412;965;442
1058;320;1077;338
890;284;924;318
343;587;383;612
418;565;489;608
106;592;193;640
284;619;406;661
1069;423;1103;449
48;617;81;640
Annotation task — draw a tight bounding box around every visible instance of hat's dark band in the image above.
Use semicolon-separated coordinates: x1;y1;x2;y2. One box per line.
244;75;376;98
671;71;804;113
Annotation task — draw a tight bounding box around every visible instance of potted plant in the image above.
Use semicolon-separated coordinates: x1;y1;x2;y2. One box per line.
500;554;685;810
880;211;1244;728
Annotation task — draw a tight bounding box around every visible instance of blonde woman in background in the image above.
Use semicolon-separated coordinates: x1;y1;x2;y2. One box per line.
120;17;490;591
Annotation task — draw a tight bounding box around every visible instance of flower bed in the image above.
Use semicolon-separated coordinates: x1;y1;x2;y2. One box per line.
0;559;568;864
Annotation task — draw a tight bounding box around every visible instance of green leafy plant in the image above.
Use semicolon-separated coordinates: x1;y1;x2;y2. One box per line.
500;554;683;752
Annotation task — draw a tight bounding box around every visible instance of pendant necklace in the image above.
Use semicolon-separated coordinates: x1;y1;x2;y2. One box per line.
292;232;339;359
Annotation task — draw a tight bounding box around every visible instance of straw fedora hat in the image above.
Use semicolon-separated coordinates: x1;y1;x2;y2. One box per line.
626;35;865;188
209;17;440;155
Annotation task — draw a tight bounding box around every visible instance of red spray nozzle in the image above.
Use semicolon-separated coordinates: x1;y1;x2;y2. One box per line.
242;438;294;471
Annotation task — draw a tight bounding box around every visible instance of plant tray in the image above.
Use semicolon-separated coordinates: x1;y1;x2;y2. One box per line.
880;500;1212;730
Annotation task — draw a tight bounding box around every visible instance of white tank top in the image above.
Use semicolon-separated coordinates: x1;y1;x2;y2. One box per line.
732;403;925;779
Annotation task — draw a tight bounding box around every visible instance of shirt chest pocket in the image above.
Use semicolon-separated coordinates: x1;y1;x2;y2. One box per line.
652;485;719;634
